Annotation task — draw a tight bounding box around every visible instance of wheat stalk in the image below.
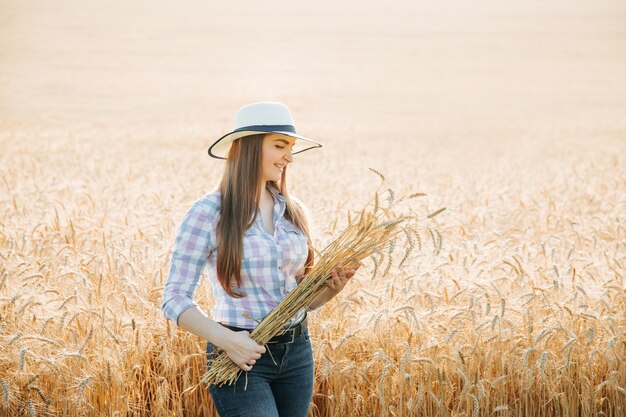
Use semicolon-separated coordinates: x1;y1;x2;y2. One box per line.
27;398;35;417
1;379;10;407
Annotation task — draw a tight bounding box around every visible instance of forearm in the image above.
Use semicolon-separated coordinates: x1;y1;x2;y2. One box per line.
308;287;339;309
177;306;232;349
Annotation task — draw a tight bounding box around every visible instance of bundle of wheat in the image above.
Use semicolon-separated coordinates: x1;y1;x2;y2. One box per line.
201;169;445;387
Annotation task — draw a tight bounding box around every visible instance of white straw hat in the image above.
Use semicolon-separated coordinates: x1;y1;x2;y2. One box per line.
208;101;323;159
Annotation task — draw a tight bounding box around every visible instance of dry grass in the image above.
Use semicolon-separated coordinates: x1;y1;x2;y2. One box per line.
0;121;624;417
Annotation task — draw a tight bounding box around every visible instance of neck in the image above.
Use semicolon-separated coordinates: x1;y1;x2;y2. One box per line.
262;181;280;194
259;181;272;202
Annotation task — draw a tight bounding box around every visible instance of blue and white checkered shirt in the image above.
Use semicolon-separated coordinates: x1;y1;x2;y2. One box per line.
161;185;310;329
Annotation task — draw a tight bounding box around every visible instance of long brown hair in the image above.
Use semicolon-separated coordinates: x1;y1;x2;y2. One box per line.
216;134;314;297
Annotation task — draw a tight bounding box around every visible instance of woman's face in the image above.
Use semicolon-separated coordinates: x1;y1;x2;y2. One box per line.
261;133;295;183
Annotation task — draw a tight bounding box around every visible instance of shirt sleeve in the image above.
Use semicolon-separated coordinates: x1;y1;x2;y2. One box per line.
161;197;216;325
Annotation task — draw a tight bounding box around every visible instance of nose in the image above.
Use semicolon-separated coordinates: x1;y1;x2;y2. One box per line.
284;149;293;163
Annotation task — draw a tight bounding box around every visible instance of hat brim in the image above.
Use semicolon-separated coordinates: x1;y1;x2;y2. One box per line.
208;130;322;159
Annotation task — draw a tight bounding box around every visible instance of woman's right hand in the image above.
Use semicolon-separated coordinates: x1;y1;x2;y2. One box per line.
221;330;266;371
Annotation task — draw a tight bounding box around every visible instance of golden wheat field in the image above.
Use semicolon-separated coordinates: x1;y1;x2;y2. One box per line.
1;0;625;416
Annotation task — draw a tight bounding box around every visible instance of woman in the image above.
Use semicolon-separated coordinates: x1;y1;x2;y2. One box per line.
161;102;360;417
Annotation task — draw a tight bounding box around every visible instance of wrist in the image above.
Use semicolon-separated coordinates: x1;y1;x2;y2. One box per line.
310;286;336;309
210;324;235;351
323;285;340;298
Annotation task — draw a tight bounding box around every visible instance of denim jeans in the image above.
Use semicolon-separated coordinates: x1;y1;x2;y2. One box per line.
206;330;314;417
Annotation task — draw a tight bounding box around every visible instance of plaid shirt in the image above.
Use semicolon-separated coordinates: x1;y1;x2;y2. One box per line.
161;185;310;329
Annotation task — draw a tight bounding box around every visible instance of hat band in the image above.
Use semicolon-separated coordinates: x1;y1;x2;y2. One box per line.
233;124;296;134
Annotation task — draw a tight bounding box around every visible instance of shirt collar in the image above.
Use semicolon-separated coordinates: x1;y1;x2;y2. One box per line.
266;183;283;200
266;183;286;223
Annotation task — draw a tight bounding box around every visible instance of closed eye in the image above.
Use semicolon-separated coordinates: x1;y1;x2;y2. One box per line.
274;138;295;149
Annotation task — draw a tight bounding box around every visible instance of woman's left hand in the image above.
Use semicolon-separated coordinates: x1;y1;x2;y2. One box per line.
326;263;361;294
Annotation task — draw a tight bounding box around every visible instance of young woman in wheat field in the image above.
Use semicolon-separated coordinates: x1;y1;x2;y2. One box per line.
161;101;360;417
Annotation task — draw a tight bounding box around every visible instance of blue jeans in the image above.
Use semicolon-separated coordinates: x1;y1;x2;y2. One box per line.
206;330;314;417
